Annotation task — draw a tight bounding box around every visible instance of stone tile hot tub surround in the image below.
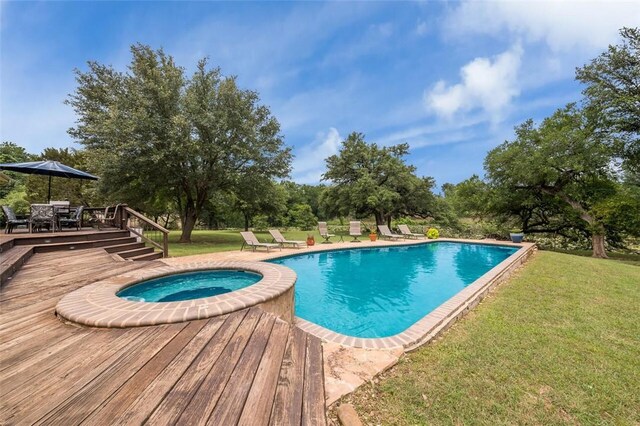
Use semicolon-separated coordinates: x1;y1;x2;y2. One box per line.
56;261;296;327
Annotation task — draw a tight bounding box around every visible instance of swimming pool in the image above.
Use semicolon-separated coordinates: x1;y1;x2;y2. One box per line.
117;270;262;302
270;242;518;338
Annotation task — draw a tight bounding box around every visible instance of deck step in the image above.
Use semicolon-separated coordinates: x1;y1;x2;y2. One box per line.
12;230;130;247
0;246;34;286
33;237;137;253
104;242;145;254
117;246;154;259
128;251;163;261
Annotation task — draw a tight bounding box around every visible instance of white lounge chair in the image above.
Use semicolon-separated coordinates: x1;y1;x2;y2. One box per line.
349;221;362;242
269;229;307;248
318;222;338;243
240;231;280;252
398;224;425;239
378;224;404;240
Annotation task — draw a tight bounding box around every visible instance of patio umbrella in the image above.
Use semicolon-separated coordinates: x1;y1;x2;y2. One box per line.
0;160;99;202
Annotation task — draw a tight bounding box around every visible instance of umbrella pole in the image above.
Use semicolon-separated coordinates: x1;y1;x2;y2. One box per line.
48;175;52;203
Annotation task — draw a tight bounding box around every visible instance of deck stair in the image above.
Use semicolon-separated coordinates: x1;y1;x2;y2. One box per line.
1;230;163;285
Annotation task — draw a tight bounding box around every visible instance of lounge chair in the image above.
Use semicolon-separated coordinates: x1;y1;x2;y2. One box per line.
398;224;425;239
2;205;29;234
378;224;404;240
240;231;280;252
318;222;336;243
59;206;84;231
269;229;307;248
349;221;362;242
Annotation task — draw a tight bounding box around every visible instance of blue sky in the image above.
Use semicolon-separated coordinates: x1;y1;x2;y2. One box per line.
2;1;639;188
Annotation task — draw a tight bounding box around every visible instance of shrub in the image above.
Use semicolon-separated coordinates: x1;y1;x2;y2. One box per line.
289;203;318;231
427;228;439;239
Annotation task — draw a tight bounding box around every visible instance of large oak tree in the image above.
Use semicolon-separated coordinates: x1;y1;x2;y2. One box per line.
321;132;436;226
485;104;638;258
67;45;291;242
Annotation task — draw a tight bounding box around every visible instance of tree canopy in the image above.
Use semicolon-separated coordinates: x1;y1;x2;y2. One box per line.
484;103;639;258
576;27;640;174
67;44;291;242
321;132;436;226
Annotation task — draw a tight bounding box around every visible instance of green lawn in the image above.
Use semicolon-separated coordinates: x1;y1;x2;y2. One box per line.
166;229;317;257
338;251;640;425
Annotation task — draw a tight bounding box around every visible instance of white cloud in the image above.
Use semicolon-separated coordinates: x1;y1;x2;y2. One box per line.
292;127;342;183
424;44;523;122
445;0;640;52
416;20;428;36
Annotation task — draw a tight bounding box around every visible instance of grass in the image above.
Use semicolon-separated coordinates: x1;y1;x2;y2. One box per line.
340;251;640;425
165;229;318;257
547;248;640;266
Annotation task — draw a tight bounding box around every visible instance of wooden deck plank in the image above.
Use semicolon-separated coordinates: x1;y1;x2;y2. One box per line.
209;313;277;425
144;310;249;424
0;241;327;425
1;327;149;421
176;308;263;425
33;323;188;425
237;319;291;426
269;326;308;426
78;320;208;423
302;335;327;426
97;316;227;424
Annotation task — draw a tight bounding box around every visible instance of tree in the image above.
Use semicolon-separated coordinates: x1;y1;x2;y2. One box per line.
485;104;628;258
289;203;318;230
0;142;34;199
442;175;489;219
321;132;436;226
576;27;640;173
67;44;291;242
230;176;287;231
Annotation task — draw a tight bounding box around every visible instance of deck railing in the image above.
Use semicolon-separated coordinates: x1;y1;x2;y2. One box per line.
81;205;169;258
122;206;170;258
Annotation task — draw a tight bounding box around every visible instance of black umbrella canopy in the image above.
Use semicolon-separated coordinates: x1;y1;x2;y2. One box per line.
0;160;99;202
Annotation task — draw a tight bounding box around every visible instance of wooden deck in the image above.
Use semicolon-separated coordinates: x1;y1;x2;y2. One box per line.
0;249;326;425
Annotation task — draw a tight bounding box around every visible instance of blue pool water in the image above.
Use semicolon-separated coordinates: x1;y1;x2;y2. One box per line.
270;242;518;338
117;270;262;302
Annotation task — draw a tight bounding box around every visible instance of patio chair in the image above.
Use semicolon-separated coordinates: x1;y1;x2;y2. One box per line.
2;205;29;234
318;222;336;243
378;224;405;240
30;204;55;233
240;231;281;252
58;206;84;231
349;221;362;242
49;200;70;215
100;204;122;229
398;224;425;239
269;229;307;249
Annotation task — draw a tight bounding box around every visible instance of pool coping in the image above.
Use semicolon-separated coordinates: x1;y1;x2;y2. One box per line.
267;238;537;351
55;261;296;327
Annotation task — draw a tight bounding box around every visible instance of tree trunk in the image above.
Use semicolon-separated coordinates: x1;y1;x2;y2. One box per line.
374;211;385;226
179;203;197;243
591;233;608;259
244;213;250;231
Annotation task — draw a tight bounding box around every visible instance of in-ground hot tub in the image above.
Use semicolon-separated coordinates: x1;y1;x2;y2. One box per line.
56;261;296;328
117;270;263;302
